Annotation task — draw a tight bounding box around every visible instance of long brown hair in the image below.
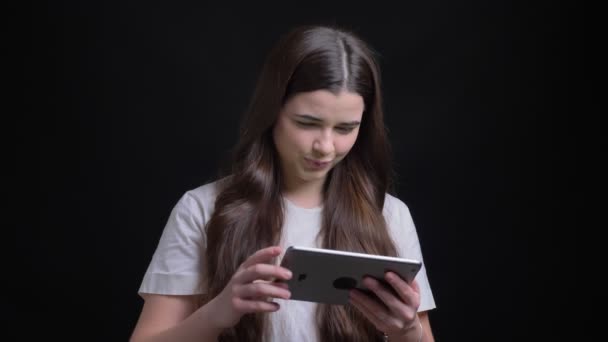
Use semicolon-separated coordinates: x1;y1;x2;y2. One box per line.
204;25;398;341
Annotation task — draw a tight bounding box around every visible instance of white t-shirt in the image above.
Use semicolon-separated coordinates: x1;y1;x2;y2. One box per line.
138;181;436;341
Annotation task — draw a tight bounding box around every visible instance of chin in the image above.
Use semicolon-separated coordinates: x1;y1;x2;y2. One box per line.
298;170;329;182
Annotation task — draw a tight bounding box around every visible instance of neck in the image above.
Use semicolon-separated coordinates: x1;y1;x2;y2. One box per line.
282;176;325;209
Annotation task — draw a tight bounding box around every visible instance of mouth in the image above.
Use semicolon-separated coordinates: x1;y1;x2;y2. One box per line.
304;158;332;170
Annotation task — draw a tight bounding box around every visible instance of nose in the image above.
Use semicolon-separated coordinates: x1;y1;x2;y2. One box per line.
313;131;334;156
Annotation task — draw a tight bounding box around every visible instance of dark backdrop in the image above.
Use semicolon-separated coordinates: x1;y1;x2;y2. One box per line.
26;1;571;340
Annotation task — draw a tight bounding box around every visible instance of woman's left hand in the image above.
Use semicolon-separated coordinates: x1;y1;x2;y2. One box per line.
349;272;421;338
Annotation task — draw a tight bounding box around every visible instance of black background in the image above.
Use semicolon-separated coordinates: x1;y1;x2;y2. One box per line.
24;1;572;340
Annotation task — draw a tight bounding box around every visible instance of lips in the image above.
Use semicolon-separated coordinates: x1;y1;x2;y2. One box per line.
305;158;332;169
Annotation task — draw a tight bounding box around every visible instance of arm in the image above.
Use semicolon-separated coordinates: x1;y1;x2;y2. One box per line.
379;311;434;342
419;311;435;342
349;274;435;342
130;246;292;342
130;294;221;342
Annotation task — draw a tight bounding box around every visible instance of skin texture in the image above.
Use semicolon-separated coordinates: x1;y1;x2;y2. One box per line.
273;89;364;208
130;89;435;342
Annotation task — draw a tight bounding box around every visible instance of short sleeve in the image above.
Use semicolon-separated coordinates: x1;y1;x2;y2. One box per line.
384;195;436;312
138;183;218;296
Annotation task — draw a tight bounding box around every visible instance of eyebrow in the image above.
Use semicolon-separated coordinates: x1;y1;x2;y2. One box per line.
293;114;361;126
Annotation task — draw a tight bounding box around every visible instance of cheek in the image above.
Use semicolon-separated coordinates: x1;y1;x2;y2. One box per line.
273;122;290;157
295;132;316;149
335;134;359;156
275;122;310;154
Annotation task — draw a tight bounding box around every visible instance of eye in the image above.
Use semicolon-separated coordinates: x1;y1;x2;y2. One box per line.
296;121;317;128
335;126;355;134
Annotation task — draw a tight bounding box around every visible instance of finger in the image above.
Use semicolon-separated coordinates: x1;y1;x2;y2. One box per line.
349;291;391;332
363;277;405;311
232;297;281;314
240;246;282;269
384;272;420;309
271;281;289;290
235;282;291;300
237;263;293;284
254;278;290;288
363;277;413;320
350;289;401;328
411;279;420;294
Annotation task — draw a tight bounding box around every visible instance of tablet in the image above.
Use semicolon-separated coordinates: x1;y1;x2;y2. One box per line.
278;246;422;305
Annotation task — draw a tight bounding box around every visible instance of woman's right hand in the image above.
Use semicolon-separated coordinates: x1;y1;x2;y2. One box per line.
207;246;292;330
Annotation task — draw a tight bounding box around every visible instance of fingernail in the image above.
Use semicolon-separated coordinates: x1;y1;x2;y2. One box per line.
285;270;292;278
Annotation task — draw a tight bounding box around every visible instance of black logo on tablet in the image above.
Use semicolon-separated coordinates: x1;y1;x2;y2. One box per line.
298;273;307;281
333;277;357;290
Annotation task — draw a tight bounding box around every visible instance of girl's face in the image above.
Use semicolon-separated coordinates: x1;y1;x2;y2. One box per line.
273;89;364;188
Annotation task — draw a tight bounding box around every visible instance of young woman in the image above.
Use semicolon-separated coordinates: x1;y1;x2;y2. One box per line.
131;25;436;342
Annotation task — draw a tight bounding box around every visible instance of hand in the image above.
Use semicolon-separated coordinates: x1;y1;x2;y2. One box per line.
349;272;421;338
207;246;292;330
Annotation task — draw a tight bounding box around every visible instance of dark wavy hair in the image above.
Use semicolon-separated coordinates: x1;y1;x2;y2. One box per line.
203;25;398;341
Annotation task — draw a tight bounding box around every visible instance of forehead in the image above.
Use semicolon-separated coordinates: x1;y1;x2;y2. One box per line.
283;90;365;119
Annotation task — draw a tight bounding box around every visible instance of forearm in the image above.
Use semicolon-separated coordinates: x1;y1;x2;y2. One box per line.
130;301;223;342
388;313;435;342
387;321;422;342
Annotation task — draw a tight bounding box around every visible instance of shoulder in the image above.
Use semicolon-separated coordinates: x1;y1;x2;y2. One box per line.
173;179;224;223
382;193;423;260
182;180;221;206
382;193;413;225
